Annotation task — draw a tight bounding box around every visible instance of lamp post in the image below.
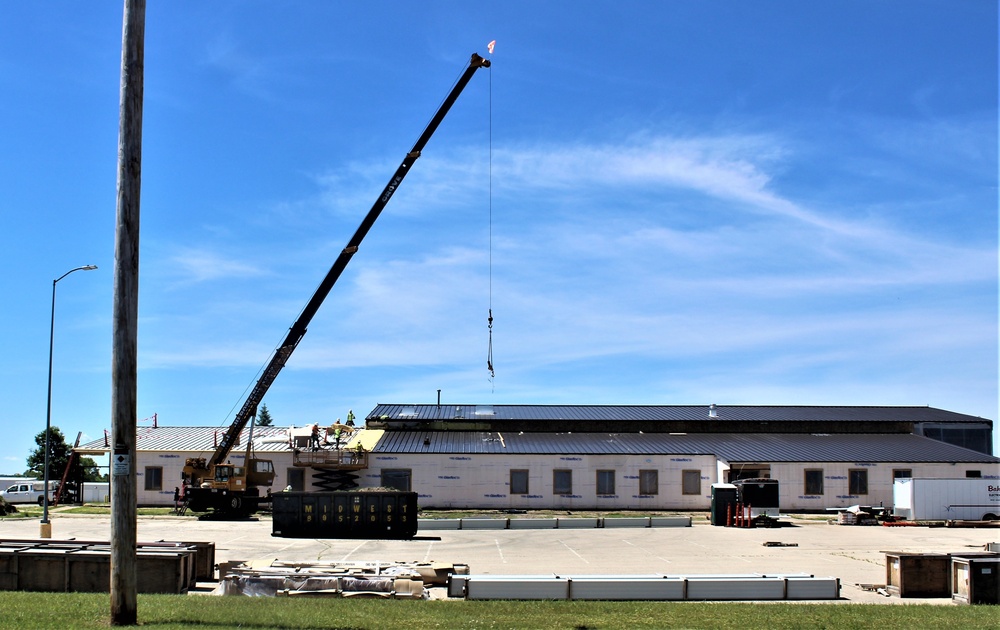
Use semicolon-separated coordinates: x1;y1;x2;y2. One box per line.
41;264;97;538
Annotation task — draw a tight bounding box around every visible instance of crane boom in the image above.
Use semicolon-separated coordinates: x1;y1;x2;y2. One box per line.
210;53;491;468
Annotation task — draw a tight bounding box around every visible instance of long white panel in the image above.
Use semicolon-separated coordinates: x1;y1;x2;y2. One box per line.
466;577;570;600
569;578;685;600
786;576;840;600
685;577;786;600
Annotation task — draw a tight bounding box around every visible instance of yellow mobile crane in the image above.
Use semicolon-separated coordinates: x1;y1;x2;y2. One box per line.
182;53;490;517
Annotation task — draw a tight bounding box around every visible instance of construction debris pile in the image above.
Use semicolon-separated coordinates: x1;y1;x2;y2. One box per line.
836;505;884;526
215;559;468;599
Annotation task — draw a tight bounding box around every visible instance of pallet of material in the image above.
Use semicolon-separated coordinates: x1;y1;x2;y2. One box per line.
220;573;425;599
220;559;467;587
0;538;215;584
216;559;470;598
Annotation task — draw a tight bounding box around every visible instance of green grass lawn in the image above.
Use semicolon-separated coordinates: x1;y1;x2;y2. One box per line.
2;504;188;518
0;592;995;629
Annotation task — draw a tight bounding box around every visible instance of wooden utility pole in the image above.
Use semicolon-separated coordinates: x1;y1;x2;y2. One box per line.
111;0;144;625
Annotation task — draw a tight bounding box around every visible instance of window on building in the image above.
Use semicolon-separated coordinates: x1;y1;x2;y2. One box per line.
596;470;615;495
966;470;982;478
286;468;305;491
804;469;824;495
553;469;573;495
892;469;912;481
848;469;868;495
510;469;529;495
921;426;992;455
682;470;701;495
639;469;659;495
144;466;163;492
381;469;412;492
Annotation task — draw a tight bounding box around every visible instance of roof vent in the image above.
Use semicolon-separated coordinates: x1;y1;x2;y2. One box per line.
708;404;718;418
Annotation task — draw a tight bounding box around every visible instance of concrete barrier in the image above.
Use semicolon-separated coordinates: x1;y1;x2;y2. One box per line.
508;518;558;529
460;518;509;530
650;516;692;528
602;517;651;528
556;517;599;529
417;519;461;530
422;515;691;530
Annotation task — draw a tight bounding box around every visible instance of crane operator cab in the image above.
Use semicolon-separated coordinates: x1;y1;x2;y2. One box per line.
247;458;275;487
214;464;233;485
207;459;274;491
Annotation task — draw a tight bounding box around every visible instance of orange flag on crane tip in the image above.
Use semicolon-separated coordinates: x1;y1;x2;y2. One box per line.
487;40;496;54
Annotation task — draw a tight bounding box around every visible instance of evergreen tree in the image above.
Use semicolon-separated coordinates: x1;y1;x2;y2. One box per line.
257;403;273;427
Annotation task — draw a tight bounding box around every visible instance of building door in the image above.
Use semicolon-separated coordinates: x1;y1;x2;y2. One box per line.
381;469;412;492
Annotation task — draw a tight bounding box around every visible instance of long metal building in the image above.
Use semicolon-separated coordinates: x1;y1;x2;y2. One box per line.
75;404;997;511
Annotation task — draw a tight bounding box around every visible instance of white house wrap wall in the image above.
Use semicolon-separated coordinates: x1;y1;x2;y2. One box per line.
364;453;718;510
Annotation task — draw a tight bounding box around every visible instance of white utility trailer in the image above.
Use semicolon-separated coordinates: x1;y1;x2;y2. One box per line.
893;478;1000;521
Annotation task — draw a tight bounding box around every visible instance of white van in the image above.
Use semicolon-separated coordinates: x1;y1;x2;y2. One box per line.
2;482;56;505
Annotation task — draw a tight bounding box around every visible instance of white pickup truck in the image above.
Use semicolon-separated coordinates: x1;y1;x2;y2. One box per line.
2;481;56;505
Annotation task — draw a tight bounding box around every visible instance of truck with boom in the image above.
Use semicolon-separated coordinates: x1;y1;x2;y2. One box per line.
182;53;491;516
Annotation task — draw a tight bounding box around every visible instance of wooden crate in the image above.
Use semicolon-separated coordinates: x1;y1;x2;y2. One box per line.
884;552;951;597
952;556;1000;605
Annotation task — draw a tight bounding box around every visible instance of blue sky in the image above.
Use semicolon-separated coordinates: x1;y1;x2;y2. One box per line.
1;2;997;473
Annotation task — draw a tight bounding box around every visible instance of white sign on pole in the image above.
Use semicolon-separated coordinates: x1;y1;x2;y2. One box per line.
112;452;129;476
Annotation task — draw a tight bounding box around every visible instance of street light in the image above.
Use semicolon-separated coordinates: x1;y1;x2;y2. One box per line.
41;264;98;538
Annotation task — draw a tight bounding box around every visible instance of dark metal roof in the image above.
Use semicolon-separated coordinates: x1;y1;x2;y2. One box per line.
372;431;1000;464
367;404;991;424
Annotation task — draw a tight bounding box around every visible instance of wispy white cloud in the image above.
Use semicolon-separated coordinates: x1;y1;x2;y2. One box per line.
143;128;995;435
201;32;292;103
165;246;269;285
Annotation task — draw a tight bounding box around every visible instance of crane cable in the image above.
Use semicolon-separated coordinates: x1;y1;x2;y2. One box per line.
486;48;495;384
